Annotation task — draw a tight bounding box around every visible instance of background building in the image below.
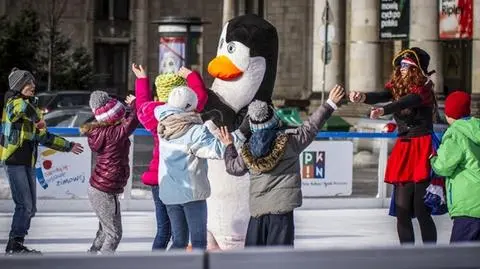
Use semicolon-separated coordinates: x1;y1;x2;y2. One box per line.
1;0;478;115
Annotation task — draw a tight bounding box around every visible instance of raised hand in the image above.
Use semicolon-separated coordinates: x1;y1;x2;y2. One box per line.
349;91;366;103
218;126;233;146
328;84;346;104
131;63;147;78
125;94;136;105
177;66;192;78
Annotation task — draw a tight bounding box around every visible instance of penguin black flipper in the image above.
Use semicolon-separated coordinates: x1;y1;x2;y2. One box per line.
201;89;238;130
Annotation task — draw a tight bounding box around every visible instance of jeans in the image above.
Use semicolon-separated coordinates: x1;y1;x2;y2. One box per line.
5;165;37;239
151;185;171;250
166;200;207;250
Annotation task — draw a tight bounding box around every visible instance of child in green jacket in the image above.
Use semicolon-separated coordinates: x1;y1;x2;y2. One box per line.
430;91;480;243
1;68;84;255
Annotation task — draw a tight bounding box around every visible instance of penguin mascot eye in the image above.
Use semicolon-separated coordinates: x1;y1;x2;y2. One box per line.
227;43;236;54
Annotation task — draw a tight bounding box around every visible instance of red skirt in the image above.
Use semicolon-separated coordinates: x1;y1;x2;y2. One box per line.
384;134;433;184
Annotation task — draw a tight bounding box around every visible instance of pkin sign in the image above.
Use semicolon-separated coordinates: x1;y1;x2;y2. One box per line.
379;0;410;40
439;0;473;39
35;137;91;199
300;141;353;197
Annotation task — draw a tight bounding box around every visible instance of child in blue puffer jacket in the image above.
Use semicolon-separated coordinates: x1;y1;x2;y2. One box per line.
154;85;249;250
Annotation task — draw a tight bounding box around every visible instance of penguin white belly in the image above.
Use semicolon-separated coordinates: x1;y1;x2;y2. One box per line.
207;159;250;249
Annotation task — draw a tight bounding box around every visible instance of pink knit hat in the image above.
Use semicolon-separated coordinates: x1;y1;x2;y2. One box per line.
89;91;126;123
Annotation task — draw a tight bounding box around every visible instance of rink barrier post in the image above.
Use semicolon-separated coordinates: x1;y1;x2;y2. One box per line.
376;138;388;199
122;135;134;204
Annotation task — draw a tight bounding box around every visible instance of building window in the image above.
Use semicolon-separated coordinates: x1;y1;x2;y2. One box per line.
94;43;129;95
95;0;109;20
95;0;129;21
441;40;472;95
114;0;129;20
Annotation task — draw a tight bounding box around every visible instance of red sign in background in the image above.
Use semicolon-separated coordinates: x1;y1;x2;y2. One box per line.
439;0;473;39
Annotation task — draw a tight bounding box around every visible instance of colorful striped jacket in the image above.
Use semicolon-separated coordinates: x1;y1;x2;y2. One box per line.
0;91;73;166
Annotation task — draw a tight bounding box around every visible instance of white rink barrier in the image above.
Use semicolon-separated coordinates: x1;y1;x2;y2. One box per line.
0;128;442;212
0;244;479;269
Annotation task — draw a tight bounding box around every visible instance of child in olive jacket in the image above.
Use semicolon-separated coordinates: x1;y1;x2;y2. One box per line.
430;91;480;243
218;85;345;247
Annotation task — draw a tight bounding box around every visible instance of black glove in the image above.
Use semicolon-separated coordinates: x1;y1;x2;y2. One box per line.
238;115;252;140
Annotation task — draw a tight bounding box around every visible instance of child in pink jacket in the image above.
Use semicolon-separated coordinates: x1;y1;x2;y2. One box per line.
131;64;208;250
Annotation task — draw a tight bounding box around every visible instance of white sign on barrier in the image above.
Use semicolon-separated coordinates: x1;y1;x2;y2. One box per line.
36;137;91;199
300;140;353;197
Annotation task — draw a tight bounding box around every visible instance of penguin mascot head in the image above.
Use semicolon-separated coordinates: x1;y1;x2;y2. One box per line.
201;14;278;130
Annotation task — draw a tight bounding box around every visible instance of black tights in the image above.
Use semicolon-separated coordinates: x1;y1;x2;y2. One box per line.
395;181;437;244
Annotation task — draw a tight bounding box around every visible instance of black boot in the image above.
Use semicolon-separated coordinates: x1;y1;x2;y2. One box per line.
5;238;41;256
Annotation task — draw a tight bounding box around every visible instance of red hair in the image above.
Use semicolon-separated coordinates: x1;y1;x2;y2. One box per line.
389;66;427;100
387;66;439;122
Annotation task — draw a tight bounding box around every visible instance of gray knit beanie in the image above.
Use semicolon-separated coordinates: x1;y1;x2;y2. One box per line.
89;90;126;123
9;67;35;92
248;100;279;132
89;91;111;110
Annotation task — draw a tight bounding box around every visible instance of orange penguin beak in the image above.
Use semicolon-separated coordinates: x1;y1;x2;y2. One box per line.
208;55;244;80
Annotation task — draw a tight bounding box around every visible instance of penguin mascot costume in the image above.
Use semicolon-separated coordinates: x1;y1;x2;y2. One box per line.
201;14;278;249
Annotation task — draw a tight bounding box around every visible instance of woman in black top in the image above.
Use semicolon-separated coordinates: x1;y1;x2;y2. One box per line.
349;47;438;244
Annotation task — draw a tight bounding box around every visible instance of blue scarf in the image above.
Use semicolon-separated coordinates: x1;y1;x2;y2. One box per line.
248;129;278;158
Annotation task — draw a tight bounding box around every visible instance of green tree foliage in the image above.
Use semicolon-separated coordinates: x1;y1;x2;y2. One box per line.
0;8;93;99
0;10;41;98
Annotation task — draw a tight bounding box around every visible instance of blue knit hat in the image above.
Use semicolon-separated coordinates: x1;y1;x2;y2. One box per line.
248;100;279;132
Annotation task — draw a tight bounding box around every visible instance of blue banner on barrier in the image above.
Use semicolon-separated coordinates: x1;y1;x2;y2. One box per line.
46;127;444;139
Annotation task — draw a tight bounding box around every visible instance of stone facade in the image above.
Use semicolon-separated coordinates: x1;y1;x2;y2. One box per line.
1;0;479;116
266;0;313;100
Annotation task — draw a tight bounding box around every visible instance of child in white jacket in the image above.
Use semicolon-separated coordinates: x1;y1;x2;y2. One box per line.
154;86;249;250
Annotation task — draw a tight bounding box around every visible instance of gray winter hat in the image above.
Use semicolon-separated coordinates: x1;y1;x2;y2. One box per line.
9;67;35;92
89;90;126;123
248;100;279;132
89;90;111;110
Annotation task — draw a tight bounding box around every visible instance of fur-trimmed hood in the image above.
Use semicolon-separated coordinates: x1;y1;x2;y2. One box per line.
80;120;123;153
241;133;288;173
80;120;120;135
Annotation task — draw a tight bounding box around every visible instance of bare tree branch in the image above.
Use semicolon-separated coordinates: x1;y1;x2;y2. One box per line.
33;0;68;92
52;0;67;27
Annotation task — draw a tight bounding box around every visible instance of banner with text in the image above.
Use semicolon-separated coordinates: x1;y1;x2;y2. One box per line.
300;141;353;197
379;0;410;40
439;0;473;39
36;137;91;199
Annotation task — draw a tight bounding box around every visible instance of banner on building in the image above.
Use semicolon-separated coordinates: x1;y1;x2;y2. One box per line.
300;141;353;197
379;0;410;40
36;137;91;199
159;37;186;74
439;0;473;39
